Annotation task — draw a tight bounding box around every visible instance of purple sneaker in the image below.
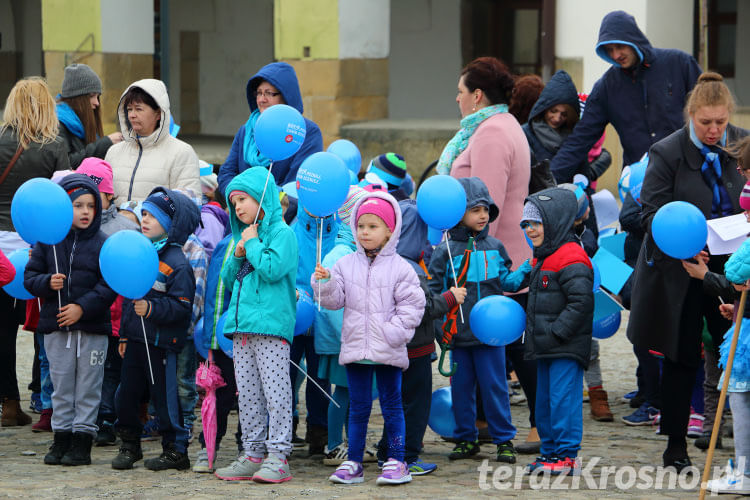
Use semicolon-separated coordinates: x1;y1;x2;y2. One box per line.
376;458;412;485
329;461;364;484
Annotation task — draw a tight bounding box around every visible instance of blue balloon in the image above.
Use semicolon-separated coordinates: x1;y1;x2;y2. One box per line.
296;152;351;217
469;295;526;346
3;249;33;300
592;261;601;291
618;155;648;202
254;104;307;161
99;230;159;299
416;175;466;230
427;226;443;246
327;139;362;174
216;311;233;359
652;201;707;259
428;387;457;438
593;311;621;339
12;178;73;245
349;170;359;185
295;290;315;336
193;316;209;359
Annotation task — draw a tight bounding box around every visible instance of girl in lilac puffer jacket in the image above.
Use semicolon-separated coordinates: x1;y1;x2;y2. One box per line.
313;190;425;486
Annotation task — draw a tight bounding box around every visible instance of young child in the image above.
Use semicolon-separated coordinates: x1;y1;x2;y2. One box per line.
314;190;426;485
76;158;139;236
521;187;594;476
112;187;200;471
24;173;117;466
213;167;298;483
428;177;530;464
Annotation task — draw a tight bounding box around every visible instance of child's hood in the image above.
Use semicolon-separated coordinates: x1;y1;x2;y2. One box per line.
527;70;580;124
226;166;284;241
60;173;103;238
116;79;172;146
146;186;201;247
245;62;303;115
525;187;578;259
457;177;499;222
350;190;402;257
396;199;426;263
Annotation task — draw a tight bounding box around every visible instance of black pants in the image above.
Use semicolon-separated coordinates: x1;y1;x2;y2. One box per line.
634;345;662;408
660;273;729;439
377;352;432;463
507;293;537;427
98;336;122;423
0;290;25;400
198;348;242;452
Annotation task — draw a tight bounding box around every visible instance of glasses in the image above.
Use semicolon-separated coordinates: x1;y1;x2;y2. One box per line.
520;220;542;230
254;90;281;99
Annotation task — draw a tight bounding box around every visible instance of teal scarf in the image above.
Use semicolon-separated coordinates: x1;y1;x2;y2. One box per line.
242;110;272;168
436;104;508;175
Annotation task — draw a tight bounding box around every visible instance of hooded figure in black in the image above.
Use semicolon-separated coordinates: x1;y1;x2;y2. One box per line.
522;187;593;469
25;173;118;467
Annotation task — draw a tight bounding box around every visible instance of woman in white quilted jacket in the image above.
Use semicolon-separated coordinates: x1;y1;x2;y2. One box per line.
105;79;200;204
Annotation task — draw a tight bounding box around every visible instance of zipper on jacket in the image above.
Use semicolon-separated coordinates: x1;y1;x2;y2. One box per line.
127;141;144;201
65;234;78;332
364;256;372;359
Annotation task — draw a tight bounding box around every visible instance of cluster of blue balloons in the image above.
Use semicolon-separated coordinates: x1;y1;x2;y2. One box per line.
651;201;707;260
469;295;526;346
255;104;307;161
417;175;466;230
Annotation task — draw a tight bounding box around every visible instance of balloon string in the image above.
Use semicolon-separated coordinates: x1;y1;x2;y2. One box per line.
290;358;339;408
316;218;322;312
52;245;62;312
443;230;464;323
141;316;155;385
253;162;273;226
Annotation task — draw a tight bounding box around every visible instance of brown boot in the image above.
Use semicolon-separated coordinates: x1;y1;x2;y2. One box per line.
589;388;614;422
32;408;53;432
1;398;32;427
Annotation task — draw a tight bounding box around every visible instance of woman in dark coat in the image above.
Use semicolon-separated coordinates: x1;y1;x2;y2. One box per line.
627;72;749;470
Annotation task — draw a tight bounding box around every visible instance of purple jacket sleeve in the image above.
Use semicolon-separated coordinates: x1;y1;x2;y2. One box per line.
312;259;347;311
382;262;426;348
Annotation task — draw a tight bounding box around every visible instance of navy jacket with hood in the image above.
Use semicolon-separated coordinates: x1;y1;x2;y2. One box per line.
25;174;117;335
549;10;701;182
120;187;200;352
428;177;531;348
218;62;323;194
524;188;594;368
523;70;581;168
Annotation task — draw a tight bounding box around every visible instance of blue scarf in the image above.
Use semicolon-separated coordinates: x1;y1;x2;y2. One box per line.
152;237;168;253
56;102;85;140
436;104;508;175
242;110;272;168
690;121;732;219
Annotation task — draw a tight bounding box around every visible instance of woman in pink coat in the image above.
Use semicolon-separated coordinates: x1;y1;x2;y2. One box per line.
313;190;425;486
437;56;540;454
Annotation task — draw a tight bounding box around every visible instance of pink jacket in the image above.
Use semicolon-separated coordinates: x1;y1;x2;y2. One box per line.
312;191;426;370
451;113;532;275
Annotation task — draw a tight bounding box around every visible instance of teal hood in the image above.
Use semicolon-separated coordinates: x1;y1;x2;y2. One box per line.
226;166;284;243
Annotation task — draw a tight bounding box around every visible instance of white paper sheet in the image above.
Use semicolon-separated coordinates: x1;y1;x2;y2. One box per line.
706;214;750;255
591;189;619;230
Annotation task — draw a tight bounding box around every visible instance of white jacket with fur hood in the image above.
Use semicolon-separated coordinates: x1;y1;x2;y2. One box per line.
106;79;201;203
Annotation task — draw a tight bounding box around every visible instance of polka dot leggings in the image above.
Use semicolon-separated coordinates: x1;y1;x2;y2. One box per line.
233;334;292;458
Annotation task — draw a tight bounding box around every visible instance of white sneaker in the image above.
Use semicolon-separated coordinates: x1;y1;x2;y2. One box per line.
192;448;214;473
214;455;263;480
706;459;750;495
252;455;292;483
323;443;348;466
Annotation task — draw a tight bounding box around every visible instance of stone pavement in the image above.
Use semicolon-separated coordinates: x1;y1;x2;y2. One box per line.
0;312;741;499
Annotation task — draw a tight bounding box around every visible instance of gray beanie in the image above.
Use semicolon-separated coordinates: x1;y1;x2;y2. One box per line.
61;63;102;98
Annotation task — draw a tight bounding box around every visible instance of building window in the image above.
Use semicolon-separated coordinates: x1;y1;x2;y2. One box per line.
697;0;737;77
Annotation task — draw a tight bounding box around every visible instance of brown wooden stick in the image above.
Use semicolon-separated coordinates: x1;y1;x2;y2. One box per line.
699;288;748;499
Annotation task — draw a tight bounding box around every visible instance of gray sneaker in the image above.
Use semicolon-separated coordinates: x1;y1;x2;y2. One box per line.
252;455;292;483
192;448;214;473
214;455;262;480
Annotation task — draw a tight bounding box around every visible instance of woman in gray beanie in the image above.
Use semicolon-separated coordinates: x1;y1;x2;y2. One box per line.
57;63;123;169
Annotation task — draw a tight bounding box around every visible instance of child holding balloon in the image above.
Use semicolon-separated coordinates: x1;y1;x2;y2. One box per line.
427;177;531;465
213;167;298;483
521;187;594;476
24;174;117;466
313;190;425;485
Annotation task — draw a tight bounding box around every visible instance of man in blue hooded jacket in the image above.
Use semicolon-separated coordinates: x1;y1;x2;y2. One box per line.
549;10;701;183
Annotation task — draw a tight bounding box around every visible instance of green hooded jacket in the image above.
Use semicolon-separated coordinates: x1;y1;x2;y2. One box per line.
221;167;298;342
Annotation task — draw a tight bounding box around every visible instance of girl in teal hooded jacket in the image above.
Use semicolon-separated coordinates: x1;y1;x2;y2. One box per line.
216;167;298;482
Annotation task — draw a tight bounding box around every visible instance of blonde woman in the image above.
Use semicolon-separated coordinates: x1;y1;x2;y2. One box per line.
0;77;68;427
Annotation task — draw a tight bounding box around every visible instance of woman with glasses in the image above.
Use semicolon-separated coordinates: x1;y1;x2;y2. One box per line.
217;62;323;196
627;72;748;472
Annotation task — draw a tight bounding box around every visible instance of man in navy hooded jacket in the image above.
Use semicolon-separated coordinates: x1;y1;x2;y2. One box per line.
549;10;701;183
217;62;323;194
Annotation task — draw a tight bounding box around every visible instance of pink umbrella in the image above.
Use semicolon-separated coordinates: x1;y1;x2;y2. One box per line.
195;350;226;469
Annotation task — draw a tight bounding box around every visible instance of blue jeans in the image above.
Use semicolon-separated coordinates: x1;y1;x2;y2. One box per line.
536;358;583;458
328;386;349;450
36;333;53;410
346;363;404;463
177;338;198;432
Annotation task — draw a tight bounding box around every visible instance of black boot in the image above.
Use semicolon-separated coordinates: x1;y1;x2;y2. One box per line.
144;443;190;471
96;420;117;446
306;424;328;456
112;429;143;470
61;432;93;466
44;431;73;465
291;415;305;448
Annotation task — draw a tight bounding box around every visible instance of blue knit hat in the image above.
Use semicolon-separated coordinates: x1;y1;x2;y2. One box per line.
559;183;590;220
142;191;176;233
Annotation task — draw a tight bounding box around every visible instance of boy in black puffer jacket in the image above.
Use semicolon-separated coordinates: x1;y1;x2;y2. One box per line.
112;187;200;472
25;173;118;467
522;187;594;476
